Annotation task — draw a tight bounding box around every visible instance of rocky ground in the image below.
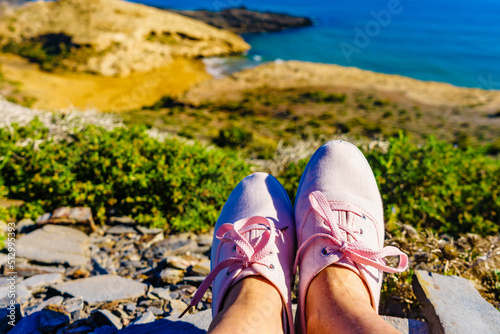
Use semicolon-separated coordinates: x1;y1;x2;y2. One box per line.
170;7;313;34
1;210;499;334
0;212;214;333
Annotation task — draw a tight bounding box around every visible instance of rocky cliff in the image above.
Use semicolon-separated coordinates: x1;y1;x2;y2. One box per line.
170;7;313;34
0;0;250;76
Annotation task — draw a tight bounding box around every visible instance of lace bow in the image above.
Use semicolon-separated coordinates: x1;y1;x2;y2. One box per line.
179;216;278;318
293;191;408;274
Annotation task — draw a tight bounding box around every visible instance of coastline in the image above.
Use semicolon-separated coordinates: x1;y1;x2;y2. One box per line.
189;59;500;112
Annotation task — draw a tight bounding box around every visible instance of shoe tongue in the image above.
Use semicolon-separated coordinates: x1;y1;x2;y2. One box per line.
306;208;357;242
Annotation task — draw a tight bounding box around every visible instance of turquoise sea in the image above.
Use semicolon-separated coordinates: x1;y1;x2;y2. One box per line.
131;0;500;89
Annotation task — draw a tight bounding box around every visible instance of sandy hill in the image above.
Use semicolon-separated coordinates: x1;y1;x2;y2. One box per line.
182;60;500;111
0;0;250;76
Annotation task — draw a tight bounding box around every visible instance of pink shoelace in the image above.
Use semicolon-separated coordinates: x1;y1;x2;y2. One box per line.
179;216;278;318
293;191;408;275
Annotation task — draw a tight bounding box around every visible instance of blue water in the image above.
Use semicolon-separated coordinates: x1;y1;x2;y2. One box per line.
131;0;500;88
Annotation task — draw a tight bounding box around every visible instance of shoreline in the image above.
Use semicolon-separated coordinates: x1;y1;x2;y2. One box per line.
191;59;500;112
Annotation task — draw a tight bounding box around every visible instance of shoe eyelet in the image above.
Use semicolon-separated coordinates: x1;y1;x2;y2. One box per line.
362;215;367;220
226;270;231;277
232;245;236;252
268;264;275;271
321;247;329;256
359;228;364;236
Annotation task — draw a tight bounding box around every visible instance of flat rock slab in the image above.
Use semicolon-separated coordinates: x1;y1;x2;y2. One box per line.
17;225;90;266
383;316;429;334
54;275;147;305
0;284;31;307
413;270;500;334
18;273;63;292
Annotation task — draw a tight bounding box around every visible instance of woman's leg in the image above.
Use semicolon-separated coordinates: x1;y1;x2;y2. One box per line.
306;265;400;334
208;276;283;334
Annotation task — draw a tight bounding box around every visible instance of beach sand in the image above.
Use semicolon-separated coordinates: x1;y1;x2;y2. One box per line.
0;53;211;111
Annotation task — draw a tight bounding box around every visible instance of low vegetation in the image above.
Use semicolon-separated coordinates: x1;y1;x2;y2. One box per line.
0;119;251;232
123;87;500;160
1;34;110;73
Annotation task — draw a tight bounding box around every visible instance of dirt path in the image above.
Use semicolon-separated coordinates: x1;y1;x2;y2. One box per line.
0;53;211;111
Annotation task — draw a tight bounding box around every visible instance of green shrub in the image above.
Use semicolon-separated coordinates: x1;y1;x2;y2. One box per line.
2;34;108;73
298;91;347;103
213;125;253;149
0;120;251;232
277;134;500;237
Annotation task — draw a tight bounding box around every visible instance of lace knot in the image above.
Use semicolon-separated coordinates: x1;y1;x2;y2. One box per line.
179;215;277;318
339;241;349;253
293;191;408;276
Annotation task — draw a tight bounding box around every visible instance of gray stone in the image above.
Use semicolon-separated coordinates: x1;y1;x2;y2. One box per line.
413;270;500;334
153;288;173;301
39;306;71;333
148;306;164;316
196;234;213;247
124;303;136;314
41;207;96;232
130;310;156;325
63;296;86;320
0;284;31;307
159;268;184;284
108;216;136;225
0;276;22;287
136;226;164;235
191;260;210;276
15;262;66;277
54;275;147;305
0;303;22;332
106;225;137;235
382;316;429;334
167;299;188;315
183;276;207;284
92;309;123;330
17;225;90;266
9;310;42;334
141;233;165;248
165;308;211;332
18;273;63;292
25;296;64;316
163;256;192;270
154;238;198;256
16;218;36;234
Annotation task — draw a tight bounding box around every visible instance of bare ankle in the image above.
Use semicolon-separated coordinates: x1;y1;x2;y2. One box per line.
209;276;283;334
306;265;398;334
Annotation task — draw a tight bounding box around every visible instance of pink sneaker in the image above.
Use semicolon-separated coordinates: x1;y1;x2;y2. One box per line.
293;141;408;333
181;173;296;334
